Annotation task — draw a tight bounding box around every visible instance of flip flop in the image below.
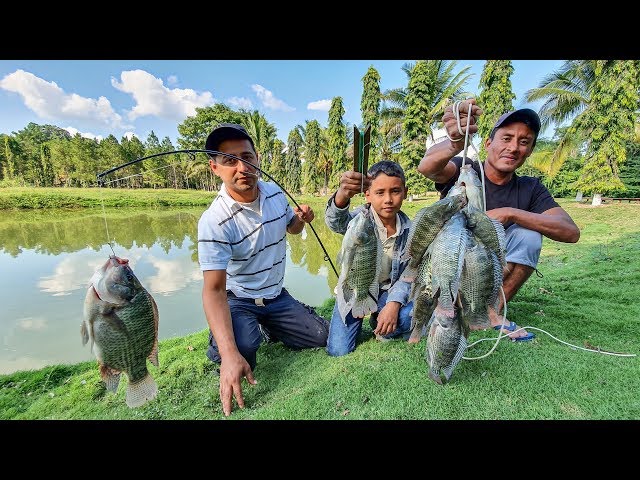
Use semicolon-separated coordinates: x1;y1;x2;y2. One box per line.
493;321;536;342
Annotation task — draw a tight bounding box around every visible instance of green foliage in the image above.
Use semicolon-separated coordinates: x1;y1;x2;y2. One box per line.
269;139;286;186
327;97;347;191
361;66;381;162
285;128;303;193
619;144;640;196
575;61;639;195
302;120;322;194
401;61;433;194
176;104;243;151
477;60;515;159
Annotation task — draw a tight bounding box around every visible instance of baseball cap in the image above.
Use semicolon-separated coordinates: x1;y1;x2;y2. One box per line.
205;123;255;153
490;108;541;145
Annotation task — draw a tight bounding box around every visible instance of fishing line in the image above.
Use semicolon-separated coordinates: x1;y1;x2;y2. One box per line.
96;149;340;278
98;182;116;256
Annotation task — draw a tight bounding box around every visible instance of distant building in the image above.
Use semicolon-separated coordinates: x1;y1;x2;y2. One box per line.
427;127;479;160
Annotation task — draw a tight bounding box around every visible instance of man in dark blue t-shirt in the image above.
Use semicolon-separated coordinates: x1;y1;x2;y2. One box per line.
418;99;580;341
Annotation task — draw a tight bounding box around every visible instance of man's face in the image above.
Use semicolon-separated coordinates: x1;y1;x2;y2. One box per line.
485;122;535;174
364;173;407;223
209;138;259;201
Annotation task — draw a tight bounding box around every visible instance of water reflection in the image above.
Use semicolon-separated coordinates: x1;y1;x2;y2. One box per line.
0;207;341;375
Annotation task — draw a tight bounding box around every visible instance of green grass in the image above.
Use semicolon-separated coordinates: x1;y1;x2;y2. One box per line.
1;193;639;419
0;186;216;209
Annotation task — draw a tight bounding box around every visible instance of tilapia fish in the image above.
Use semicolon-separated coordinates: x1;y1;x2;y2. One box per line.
401;192;467;282
335;209;381;321
82;255;159;408
427;307;468;385
407;245;437;344
448;163;485;211
462;206;507;267
459;236;503;329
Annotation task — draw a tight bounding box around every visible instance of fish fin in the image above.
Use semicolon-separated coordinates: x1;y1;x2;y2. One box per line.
100;365;121;393
441;335;467;382
80;321;89;346
351;287;379;319
336;280;353;322
148;293;160;367
148;343;159;368
125;373;158;408
408;317;425;344
401;265;418;283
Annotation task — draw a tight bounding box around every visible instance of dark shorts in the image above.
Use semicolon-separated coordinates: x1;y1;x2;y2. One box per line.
207;288;329;370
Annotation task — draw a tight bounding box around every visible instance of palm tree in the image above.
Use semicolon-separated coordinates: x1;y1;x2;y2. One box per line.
240;109;278;172
380;60;473;149
523;60;595;177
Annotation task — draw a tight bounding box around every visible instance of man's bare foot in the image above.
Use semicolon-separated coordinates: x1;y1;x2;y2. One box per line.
488;309;532;341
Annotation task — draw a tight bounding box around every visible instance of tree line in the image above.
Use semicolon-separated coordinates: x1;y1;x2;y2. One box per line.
1;60;638;197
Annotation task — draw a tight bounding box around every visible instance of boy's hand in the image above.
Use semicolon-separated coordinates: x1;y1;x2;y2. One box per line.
335;171;371;208
374;301;401;336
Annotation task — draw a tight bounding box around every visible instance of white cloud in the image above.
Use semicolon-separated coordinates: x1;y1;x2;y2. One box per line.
111;69;214;121
0;69;128;130
307;99;332;111
64;126;103;141
251;84;294;112
123;131;138;140
227;96;253;109
18;317;48;331
38;256;103;296
142;254;201;296
167;75;178;86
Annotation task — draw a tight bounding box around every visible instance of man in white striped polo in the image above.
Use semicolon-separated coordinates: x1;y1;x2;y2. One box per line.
198;123;329;417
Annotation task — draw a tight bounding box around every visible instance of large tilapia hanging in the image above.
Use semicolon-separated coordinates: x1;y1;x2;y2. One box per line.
410;164;507;385
82;255;159;408
335;209;382;320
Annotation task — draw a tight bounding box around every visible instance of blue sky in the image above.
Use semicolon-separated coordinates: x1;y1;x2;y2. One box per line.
0;60;565;146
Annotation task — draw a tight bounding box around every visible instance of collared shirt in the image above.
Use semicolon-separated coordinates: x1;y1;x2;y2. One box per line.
369;207;400;289
197;180;294;299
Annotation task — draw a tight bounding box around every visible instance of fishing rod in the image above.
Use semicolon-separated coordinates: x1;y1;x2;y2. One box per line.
96;149;340;278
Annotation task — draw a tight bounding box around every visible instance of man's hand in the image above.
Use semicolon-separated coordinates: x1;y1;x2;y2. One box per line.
486;207;513;225
334;171;371;207
373;301;401;336
219;353;257;417
294;204;314;223
442;99;483;148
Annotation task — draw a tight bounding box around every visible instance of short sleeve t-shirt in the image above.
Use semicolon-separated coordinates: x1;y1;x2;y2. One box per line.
435;157;559;229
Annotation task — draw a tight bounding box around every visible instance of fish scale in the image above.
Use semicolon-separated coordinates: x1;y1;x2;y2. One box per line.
82;256;159;408
401;192;467;281
459;236;503;329
430;212;469;311
335;209;381;320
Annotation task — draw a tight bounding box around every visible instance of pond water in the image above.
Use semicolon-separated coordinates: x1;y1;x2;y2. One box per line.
0;206;343;375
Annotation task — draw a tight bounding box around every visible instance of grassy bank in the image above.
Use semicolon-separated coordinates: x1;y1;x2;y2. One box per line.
0;187;217;209
1;197;639;419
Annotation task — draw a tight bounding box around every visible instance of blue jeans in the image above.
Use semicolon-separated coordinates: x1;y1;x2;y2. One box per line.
326;289;413;357
207;288;329;370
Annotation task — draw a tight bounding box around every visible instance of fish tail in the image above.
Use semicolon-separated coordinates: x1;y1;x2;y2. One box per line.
125;372;158;408
350;292;378;319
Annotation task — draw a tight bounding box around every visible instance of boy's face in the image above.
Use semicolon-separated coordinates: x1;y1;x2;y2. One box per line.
364;173;407;223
